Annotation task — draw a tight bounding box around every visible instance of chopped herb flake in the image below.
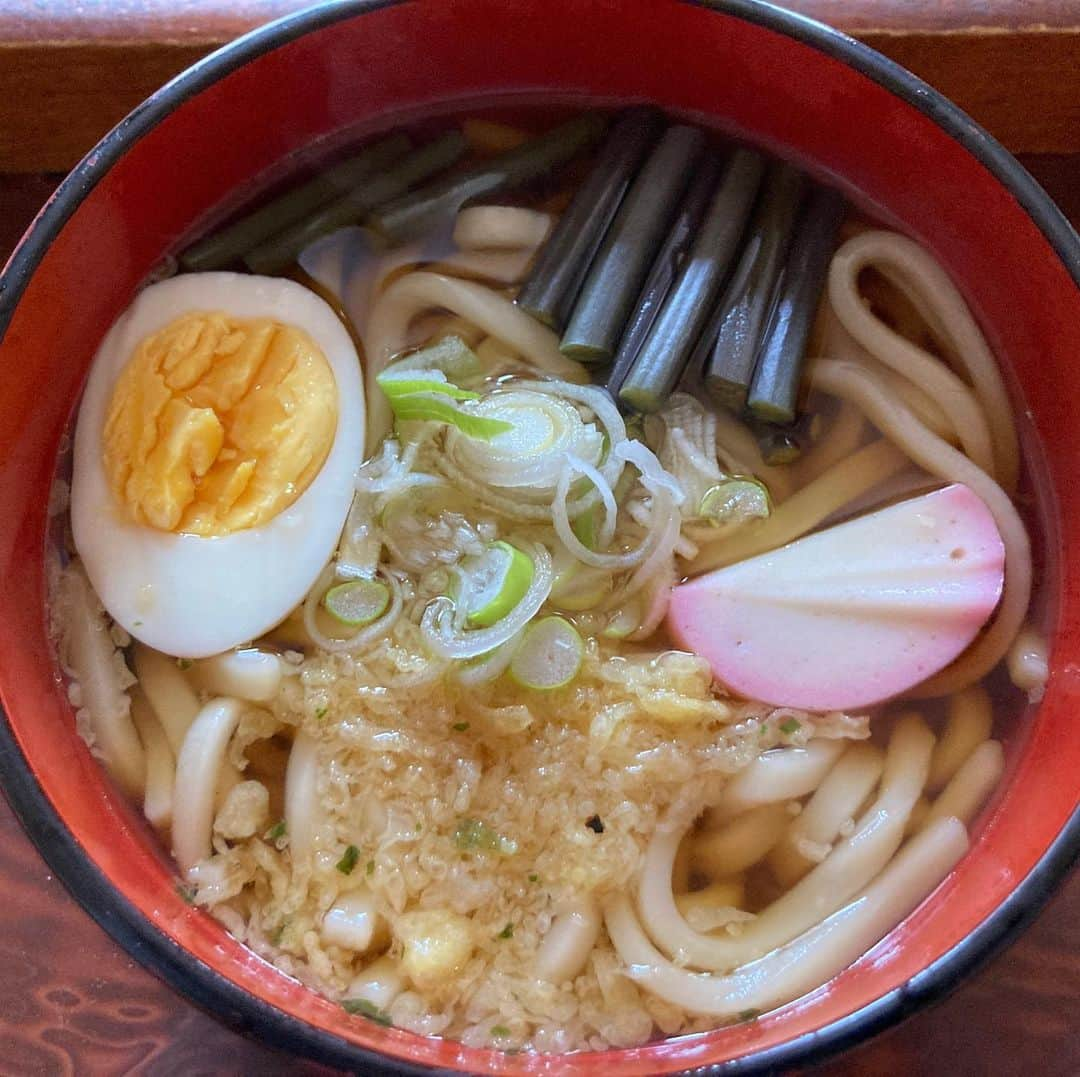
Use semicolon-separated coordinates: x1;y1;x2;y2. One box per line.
342;998;393;1026
315;705;328;720
779;717;801;735
366;859;375;876
497;923;514;939
336;845;360;875
414;821;423;832
490;1025;512;1038
585;814;605;834
453;817;518;856
738;1008;761;1022
528;873;539;883
451;721;470;732
175;883;196;905
176;658;193;671
264;820;287;842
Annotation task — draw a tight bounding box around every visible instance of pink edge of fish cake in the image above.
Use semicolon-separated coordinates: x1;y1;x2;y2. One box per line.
667;484;1006;711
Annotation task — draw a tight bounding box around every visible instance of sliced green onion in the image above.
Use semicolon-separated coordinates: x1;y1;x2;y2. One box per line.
605;155;723;397
698;478;771;527
178;133;411;271
341;998;393;1025
387;394;513;439
747;185;847;424
517;107;662;329
377;370;480;401
389;334;484;383
323;579;391;626
369;113;608;243
600;590;650;640
510;616;584;690
548;560;612;612
336;844;360;875
571;502;602;550
244;130;468;273
453;817;518;855
704;163;805;411
618;148;766;412
561;125;705;364
461;541;536;628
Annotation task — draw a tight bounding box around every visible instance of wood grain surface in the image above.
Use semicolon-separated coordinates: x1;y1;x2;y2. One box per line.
2;33;1079;1074
0;1;1079;170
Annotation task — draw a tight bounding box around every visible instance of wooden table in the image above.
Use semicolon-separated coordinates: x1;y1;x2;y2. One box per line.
1;2;1078;1073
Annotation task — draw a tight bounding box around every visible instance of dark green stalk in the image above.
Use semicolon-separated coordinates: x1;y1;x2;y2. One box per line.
368;113;608;243
179;133;411;272
560;125;705;364
748;185;847;424
618;148;766;412
244;131;468;274
516;108;661;330
703;162;805;412
604;155;722;398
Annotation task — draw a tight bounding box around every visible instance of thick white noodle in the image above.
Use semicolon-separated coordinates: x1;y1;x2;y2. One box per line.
535;898;602;984
830;232;1000;486
706;740;846;824
829;230;1019;494
285;730;321;867
364;272;586;451
130;689;175;830
134;643;201;756
640;717;933;972
689;439;910;574
793;399;867;486
1007;623;1049;700
607;816;968;1016
59;566;144;798
675;879;746;922
811;359;1030;695
768;742;886;887
171;697;245;875
693;803;791;879
927;686;993;794
923;740;1004;831
192;649;283;704
818;306;954;441
429;247;536;285
452;206;552;251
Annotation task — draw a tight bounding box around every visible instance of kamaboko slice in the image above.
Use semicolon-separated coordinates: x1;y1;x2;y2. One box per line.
667;484;1004;710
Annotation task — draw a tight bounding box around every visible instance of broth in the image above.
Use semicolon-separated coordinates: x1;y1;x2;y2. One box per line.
50;103;1046;1053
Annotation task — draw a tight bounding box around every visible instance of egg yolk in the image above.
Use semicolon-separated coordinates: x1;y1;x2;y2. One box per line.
103;311;338;536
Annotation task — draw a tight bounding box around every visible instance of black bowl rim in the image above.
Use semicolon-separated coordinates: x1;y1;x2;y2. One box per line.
0;0;1078;1073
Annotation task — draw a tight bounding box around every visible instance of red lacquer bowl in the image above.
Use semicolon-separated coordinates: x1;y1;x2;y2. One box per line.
1;1;1078;1072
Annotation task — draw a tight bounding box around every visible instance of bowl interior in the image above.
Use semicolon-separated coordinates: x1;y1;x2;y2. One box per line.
1;1;1079;1073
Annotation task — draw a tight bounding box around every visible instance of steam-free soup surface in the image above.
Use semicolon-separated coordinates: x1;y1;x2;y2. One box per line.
52;104;1046;1053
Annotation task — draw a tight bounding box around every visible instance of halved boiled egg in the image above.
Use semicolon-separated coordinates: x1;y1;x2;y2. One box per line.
71;272;364;657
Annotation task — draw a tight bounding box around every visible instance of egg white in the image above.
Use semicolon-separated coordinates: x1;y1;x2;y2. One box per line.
71;272;365;658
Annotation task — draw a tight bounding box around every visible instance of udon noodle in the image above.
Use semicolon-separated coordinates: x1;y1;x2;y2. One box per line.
51;109;1045;1053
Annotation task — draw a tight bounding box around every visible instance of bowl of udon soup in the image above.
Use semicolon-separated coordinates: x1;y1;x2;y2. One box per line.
1;0;1078;1072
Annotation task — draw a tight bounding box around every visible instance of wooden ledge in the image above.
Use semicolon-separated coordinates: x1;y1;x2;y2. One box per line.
0;1;1078;170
